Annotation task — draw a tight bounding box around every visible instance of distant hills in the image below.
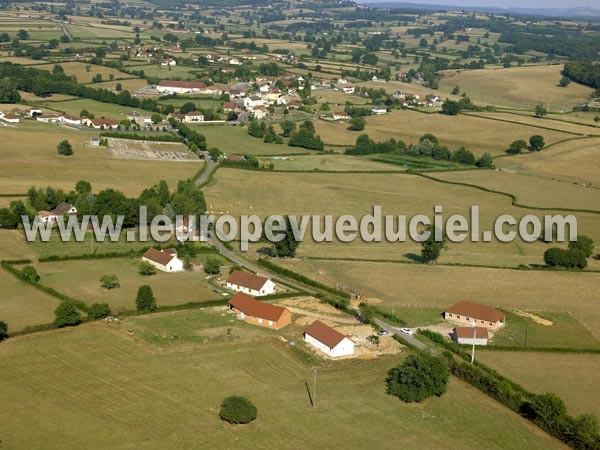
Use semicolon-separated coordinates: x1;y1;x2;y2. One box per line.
361;2;600;18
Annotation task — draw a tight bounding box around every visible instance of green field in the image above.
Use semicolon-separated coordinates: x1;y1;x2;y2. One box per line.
200;125;317;156
261;154;402;172
0;314;565;449
477;351;600;418
29;256;227;312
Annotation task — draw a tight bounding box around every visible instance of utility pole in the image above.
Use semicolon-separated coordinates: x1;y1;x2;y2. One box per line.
313;368;317;408
470;322;476;365
524;322;528;348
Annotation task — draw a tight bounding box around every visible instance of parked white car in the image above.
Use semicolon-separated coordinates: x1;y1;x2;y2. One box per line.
400;328;413;335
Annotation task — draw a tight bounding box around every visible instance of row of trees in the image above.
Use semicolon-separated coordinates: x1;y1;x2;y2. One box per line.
345;133;493;168
246;120;324;151
506;135;545;154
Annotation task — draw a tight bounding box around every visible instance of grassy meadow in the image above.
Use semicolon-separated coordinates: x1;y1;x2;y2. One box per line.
29;257;226;312
35;62;134;85
438;65;594;110
477;351;600;418
0;315;565;450
262;153;402;172
0;121;200;196
204;169;600;268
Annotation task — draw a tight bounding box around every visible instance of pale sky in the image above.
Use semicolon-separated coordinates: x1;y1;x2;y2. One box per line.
360;0;600;9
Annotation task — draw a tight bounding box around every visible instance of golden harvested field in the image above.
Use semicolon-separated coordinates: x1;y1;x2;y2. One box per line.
17;91;77;102
465;111;600;136
434;170;600;211
276;259;600;337
90;78;149;92
477;352;600;418
31;258;221;312
548;111;600;127
0;269;60;331
204;169;600;268
0;230;37;261
0;196;26;208
438;65;594;110
34;62;133;84
495;137;600;187
313;110;575;155
0;56;48;65
0;122;200;196
0;320;565;450
263;154;403;172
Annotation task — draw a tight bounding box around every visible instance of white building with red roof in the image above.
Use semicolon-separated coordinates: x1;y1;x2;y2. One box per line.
304;320;354;357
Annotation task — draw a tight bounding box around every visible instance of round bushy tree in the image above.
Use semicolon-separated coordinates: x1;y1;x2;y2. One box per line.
54;303;82;328
219;396;257;424
88;303;111;320
203;257;221;275
20;265;40;283
386;353;450;402
100;274;120;289
57;140;74;156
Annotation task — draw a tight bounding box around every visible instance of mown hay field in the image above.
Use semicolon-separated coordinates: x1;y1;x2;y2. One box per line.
313;110;575;155
262;153;403;172
276;258;600;337
434;170;600;211
438;65;594;110
495;137;600;187
30;257;224;312
0;316;565;450
477;351;600;418
0;122;200;196
204;169;600;268
464;111;600;136
0;269;60;331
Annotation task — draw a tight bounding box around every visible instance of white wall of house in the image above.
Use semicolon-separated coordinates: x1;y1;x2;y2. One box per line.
304;334;354;357
225;279;275;297
142;256;184;272
456;337;488;346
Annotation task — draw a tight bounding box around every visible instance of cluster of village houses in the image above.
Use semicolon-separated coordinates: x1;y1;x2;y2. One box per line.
140;244;506;357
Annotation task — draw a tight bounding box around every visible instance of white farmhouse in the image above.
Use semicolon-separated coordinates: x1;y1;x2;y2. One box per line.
304;320;355;358
226;270;275;297
141;248;184;272
371;106;387;115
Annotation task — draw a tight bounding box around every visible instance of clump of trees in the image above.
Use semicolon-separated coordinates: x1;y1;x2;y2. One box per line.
506;135;545;154
135;285;156;313
386;352;450;402
54;303;82;328
203;257;221;275
544;235;594;269
88;303;111;320
348;116;365;131
219;396;258;424
139;261;157;276
20;265;39;283
288;120;324;151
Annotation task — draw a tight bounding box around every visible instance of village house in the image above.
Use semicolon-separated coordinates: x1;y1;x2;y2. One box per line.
222;101;237;112
127;111;153;126
252;106;268;120
36;211;57;223
226;270;276;297
444;301;506;331
229;58;243;66
342;86;355;94
36;113;64;124
84;117;120;130
161;58;177;66
141;248;184;273
244;95;265;109
63;115;82;126
51;202;77;216
157;80;207;95
453;326;490;346
173;216;208;242
1;113;19;123
227;292;292;330
333;111;350;121
26;108;42;118
303;320;355;358
182;111;205;123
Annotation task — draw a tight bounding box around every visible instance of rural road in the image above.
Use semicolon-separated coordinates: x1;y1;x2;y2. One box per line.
192;142;428;350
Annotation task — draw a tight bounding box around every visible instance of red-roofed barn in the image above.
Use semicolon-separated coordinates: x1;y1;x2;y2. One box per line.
226;270;275;297
228;292;291;329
